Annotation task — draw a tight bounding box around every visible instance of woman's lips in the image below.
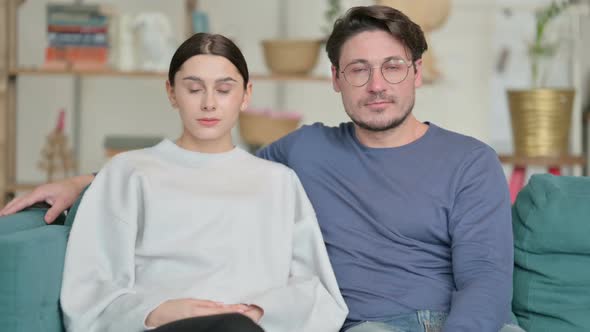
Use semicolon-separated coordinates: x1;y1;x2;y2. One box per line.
197;118;220;127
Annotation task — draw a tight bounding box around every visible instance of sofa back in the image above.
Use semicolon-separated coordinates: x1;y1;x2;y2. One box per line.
512;174;590;331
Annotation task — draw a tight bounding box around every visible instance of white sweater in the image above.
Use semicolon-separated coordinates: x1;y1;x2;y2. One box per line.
60;139;348;332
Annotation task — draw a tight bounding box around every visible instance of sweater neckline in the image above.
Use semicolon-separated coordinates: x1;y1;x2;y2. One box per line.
153;139;245;167
349;121;438;152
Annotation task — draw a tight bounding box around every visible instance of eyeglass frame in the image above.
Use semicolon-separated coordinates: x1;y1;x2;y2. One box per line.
339;57;416;87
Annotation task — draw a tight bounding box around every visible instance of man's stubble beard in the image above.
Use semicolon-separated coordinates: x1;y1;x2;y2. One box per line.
346;93;415;132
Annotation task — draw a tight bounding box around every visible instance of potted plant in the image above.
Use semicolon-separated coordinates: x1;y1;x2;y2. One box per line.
507;0;578;158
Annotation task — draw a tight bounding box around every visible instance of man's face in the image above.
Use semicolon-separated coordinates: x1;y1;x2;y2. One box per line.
331;30;423;132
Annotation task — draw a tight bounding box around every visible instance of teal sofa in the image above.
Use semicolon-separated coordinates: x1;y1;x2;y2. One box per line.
511;174;590;331
0;207;68;332
1;175;589;331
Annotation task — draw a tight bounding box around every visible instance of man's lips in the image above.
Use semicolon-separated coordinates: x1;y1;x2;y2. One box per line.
365;100;394;107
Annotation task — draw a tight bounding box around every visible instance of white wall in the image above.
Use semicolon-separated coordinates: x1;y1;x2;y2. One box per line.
14;0;590;184
415;2;494;142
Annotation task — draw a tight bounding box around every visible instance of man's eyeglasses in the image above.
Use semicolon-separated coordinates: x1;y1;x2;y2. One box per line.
340;58;413;87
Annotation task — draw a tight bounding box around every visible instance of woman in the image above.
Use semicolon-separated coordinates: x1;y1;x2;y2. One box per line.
59;33;348;332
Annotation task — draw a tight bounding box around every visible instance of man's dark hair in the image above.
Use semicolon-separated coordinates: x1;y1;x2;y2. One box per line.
326;5;428;71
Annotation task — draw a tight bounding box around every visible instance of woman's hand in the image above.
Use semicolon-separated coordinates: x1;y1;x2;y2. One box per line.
145;298;250;328
242;304;264;323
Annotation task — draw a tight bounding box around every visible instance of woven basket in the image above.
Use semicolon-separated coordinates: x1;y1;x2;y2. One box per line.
239;111;301;146
262;39;321;75
508;89;575;157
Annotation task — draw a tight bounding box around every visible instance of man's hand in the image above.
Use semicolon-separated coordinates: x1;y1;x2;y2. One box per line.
145;299;251;328
0;174;94;223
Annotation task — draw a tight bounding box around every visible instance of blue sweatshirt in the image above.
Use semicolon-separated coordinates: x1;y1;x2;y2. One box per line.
257;122;513;332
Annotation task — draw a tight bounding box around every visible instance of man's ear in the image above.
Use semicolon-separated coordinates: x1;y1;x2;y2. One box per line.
331;65;342;93
413;59;423;88
166;80;178;108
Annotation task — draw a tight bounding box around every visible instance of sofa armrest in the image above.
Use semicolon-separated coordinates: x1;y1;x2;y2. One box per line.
0;207;65;235
0;222;70;332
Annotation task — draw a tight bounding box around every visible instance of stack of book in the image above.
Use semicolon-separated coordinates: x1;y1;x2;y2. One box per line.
45;4;112;70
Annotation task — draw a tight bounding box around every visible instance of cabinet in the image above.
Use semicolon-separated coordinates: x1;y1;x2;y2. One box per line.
0;0;330;204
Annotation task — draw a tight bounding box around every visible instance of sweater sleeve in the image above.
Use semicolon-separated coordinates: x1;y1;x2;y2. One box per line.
443;146;513;332
242;170;348;332
60;158;167;332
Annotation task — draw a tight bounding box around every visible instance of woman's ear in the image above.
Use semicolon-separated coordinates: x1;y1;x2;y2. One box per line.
165;80;178;108
240;81;253;111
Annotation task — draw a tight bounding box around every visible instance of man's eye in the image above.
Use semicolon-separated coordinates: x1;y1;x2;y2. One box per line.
384;65;402;71
217;90;230;94
189;89;202;93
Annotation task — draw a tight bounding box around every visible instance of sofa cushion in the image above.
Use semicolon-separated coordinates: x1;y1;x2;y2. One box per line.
0;207;65;235
512;174;590;331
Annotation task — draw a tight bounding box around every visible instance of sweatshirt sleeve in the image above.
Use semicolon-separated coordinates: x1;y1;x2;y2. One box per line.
60;158;167;332
443;146;513;332
242;170;348;332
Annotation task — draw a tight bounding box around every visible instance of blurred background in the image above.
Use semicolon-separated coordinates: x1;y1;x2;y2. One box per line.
1;0;589;202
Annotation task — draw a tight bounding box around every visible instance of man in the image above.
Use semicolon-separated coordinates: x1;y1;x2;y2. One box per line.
1;6;522;332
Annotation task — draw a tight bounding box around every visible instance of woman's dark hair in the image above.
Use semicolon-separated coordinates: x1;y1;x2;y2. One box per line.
326;5;428;71
168;33;249;89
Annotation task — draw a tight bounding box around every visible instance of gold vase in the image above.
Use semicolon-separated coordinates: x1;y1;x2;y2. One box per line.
507;89;575;158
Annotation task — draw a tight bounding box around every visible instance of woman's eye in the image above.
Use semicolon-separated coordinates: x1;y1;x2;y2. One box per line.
189;89;202;93
217;90;230;94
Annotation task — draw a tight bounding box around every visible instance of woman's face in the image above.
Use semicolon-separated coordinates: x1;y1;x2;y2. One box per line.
167;54;252;152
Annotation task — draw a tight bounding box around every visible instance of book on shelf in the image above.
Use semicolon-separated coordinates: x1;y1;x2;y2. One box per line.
47;25;108;34
48;32;108;47
46;3;113;26
45;47;109;70
44;3;115;70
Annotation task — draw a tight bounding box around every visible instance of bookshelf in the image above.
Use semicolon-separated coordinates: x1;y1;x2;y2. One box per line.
0;0;332;204
8;67;331;82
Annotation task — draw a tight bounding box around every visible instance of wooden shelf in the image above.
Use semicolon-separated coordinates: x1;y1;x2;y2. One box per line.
9;67;332;82
498;154;586;167
10;67;166;78
252;73;331;82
